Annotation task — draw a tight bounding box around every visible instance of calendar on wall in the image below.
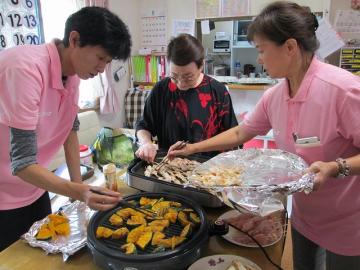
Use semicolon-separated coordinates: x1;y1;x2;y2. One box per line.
141;9;167;52
0;0;44;51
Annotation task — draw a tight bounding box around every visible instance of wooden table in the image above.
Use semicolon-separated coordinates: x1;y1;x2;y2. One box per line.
0;175;285;270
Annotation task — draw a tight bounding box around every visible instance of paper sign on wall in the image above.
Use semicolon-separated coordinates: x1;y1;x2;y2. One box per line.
315;18;345;59
172;19;195;37
201;20;210;35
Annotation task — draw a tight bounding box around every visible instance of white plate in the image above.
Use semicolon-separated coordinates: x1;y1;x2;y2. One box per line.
188;254;261;270
218;210;283;248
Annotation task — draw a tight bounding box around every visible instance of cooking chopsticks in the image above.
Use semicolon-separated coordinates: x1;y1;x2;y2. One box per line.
153;140;189;171
90;188;158;217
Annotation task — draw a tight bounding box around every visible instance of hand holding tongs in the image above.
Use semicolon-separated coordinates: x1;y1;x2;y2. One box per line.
153;140;189;171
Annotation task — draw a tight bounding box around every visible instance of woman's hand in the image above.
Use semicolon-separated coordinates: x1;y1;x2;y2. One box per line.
135;142;158;163
167;141;194;160
79;185;122;211
308;161;338;191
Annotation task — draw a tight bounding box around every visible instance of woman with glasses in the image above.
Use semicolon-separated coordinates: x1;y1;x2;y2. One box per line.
168;2;360;269
135;34;238;163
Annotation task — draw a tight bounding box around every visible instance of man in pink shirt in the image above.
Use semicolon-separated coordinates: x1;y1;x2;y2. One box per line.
168;2;360;269
0;7;131;251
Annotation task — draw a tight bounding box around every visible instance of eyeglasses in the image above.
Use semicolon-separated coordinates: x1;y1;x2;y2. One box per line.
169;74;196;84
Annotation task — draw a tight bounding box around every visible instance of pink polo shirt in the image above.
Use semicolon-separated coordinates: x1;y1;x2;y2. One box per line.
242;57;360;256
0;42;80;210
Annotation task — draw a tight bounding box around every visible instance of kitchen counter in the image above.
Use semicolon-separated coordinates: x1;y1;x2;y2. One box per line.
227;83;272;91
0;165;285;270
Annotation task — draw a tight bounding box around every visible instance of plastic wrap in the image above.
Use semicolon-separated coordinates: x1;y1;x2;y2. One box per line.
22;201;95;261
187;149;315;216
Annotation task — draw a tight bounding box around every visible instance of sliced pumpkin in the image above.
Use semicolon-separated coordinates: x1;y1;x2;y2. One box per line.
54;222;70;236
96;226;113;238
121;243;137;254
151;231;166;245
127;225;145;243
178;211;193;227
36;224;53;240
180;224;192;238
48;213;68;226
126;215;147;228
136;231;153;250
189;212;201;225
164;211;178;223
109;214;123;226
112;227;129;239
149;219;170;228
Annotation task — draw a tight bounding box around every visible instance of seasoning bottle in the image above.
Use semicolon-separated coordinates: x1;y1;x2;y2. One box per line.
79;145;93;166
103;163;117;191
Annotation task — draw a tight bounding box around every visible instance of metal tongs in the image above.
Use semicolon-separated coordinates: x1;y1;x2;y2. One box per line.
152;140;189;171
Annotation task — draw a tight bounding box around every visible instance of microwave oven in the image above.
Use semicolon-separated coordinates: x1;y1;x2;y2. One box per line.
213;39;230;53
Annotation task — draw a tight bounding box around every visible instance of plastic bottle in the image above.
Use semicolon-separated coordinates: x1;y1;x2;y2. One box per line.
234;60;242;79
79;144;93;166
103;163;117;191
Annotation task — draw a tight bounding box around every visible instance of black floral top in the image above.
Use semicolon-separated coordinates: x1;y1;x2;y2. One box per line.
136;75;239;156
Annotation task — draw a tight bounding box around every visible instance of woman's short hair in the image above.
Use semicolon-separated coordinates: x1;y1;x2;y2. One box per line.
167;34;204;68
63;7;132;60
247;1;319;53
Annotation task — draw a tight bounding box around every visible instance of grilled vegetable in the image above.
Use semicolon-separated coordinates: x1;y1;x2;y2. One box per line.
178;211;193;227
126;215;147;228
182;208;194;213
54;222;70;235
36;224;53;240
171;236;186;250
151;231;166;245
189;212;201;225
48;213;68;225
36;213;71;240
136;231;153;249
152;201;170;215
169;201;182;208
112;227;129;239
139;197;158;206
121;243;137;254
127;225;145;243
180;224;192;238
164;211;178;223
96;226;113;238
149;219;170;228
109;214;123;226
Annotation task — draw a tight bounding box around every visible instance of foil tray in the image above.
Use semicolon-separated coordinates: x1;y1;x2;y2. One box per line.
189;148;314;194
22;201;95;261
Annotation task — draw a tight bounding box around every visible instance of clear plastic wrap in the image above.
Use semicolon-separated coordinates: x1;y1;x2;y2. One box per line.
22;201;95;261
187;149;315;216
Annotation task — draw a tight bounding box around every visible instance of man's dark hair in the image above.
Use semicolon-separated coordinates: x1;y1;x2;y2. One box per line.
63;6;131;60
247;1;319;53
167;34;204;68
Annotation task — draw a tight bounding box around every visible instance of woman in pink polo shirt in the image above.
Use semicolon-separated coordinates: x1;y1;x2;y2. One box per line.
0;7;131;251
168;2;360;269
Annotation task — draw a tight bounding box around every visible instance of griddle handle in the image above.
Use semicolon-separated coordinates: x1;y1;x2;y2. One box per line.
208;219;229;236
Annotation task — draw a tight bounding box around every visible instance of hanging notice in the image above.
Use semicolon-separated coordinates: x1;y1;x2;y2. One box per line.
334;10;360;33
196;0;220;18
141;9;167;53
172;19;195;37
221;0;250;17
0;0;44;51
315;19;345;59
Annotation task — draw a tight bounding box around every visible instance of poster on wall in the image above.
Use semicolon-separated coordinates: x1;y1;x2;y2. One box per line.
172;19;195;37
221;0;250;17
196;0;220;18
0;0;44;51
141;9;167;53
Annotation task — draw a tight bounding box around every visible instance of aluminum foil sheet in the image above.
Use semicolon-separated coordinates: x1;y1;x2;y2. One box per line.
189;148;314;194
22;201;95;261
187;149;315;216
